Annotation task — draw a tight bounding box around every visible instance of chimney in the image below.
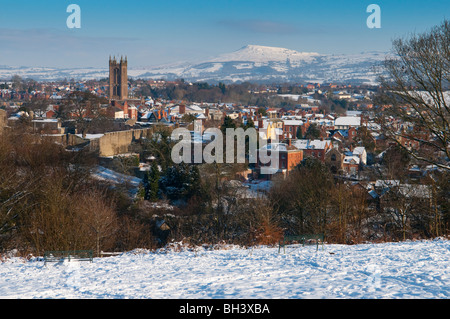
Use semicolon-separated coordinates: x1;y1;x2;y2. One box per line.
205;108;209;118
179;104;186;114
258;116;263;130
123;100;128;114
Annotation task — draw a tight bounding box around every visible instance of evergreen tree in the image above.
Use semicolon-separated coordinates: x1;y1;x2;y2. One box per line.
142;171;150;200
159;163;203;202
256;107;267;116
243;117;255;130
218;82;226;94
187;165;202;199
304;123;321;140
221;116;236;134
148;161;160;202
296;126;303;139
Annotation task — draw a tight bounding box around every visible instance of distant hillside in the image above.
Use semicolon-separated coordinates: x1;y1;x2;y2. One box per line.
0;45;387;84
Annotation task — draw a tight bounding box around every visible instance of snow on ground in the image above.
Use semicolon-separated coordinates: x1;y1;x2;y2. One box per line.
0;239;449;299
91;166;141;188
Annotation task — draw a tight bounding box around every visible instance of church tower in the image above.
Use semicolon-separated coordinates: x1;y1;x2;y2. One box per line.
109;56;128;101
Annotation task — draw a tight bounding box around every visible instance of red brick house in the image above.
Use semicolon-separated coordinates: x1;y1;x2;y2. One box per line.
282;119;303;139
256;142;303;178
293;139;332;162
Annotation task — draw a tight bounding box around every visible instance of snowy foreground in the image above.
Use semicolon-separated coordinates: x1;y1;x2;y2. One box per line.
0;239;449;299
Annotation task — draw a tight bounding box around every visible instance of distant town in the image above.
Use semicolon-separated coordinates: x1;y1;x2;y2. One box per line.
0;57;423;178
0;53;448;251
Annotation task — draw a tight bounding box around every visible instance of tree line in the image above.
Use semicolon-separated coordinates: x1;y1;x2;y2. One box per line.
0;127;156;257
130;121;449;247
1;117;448;257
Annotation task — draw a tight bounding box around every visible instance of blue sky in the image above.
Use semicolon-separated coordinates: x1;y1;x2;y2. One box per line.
0;0;448;68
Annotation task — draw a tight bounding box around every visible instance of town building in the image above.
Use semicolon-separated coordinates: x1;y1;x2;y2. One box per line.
256;142;303;178
109;56;128;101
292;139;332;162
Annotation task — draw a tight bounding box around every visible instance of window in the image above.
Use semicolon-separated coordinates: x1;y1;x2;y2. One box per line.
331;154;336;161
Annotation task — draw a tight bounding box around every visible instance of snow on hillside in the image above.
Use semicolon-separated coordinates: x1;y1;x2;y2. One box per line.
209;45;321;64
0;45;386;84
0;239;449;299
91;166;141;188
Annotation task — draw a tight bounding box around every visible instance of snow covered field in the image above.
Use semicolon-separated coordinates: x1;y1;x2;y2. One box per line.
0;239;449;299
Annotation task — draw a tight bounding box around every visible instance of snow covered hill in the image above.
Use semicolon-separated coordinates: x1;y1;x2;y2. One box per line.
0;45;387;84
0;239;448;299
209;44;322;64
127;45;387;84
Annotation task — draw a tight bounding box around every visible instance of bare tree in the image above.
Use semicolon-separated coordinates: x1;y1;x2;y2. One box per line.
269;157;333;236
11;75;23;92
75;190;119;256
246;198;283;246
24;97;50;118
381;183;432;240
60;91;108;138
378;20;450;171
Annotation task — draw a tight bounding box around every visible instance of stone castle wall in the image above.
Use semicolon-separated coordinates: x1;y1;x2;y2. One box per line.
95;128;154;157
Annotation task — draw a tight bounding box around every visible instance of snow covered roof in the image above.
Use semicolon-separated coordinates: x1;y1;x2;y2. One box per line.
293;139;331;150
258;142;298;152
343;156;360;165
375;180;400;188
398;184;431;198
333;130;348;138
352;147;366;155
32;119;59;123
188;104;203;111
335;116;361;127
374;181;431;199
366;122;381;131
283;119;303;126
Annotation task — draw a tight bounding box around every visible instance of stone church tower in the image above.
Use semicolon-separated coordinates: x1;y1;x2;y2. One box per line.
109;56;128;101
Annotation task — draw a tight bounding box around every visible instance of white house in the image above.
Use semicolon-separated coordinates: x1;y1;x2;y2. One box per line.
352;146;367;165
343;155;360;174
334;116;361;130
